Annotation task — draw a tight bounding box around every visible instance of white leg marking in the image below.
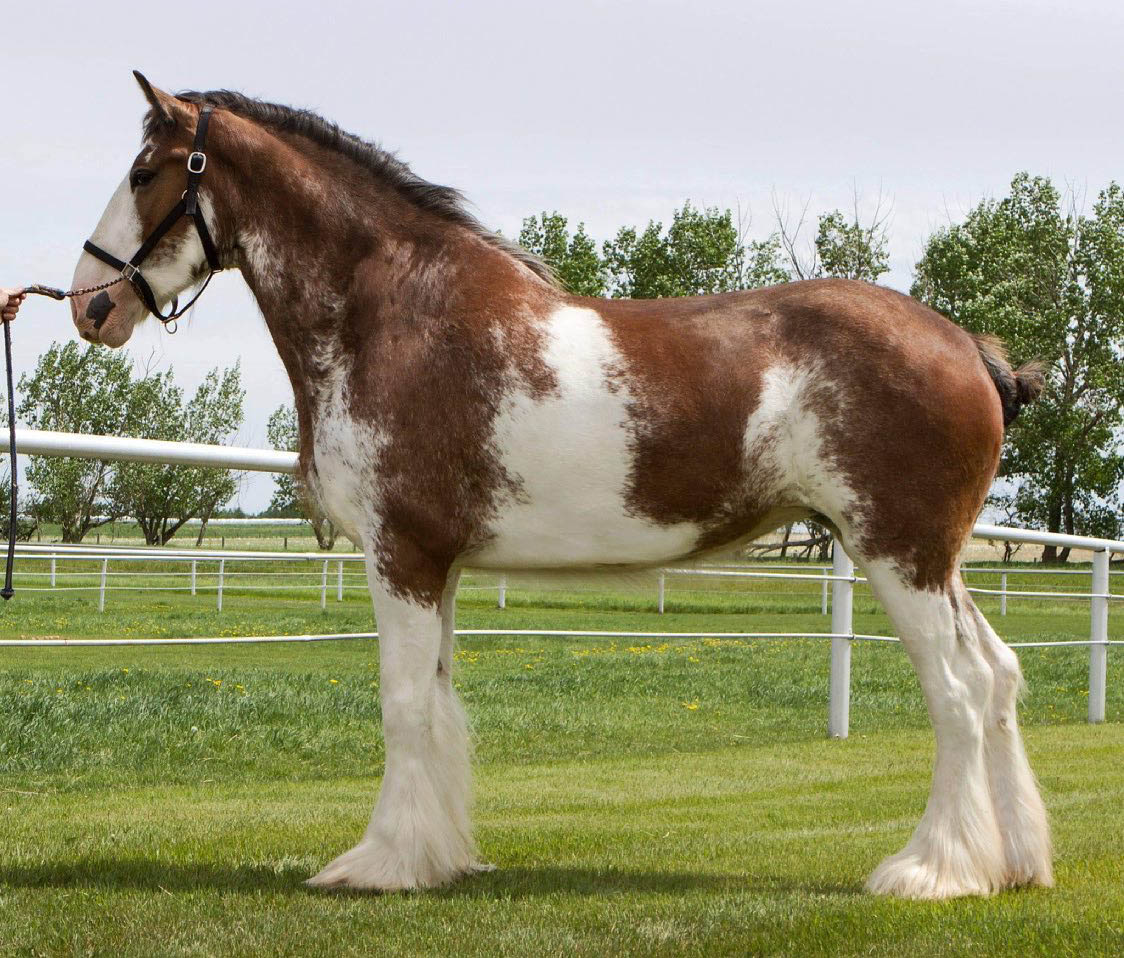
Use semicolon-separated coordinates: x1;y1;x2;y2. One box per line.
308;564;478;890
967;591;1053;888
863;561;1006;899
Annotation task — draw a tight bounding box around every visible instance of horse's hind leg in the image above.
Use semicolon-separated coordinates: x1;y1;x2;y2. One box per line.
308;561;477;890
859;560;1007;899
962;589;1053;887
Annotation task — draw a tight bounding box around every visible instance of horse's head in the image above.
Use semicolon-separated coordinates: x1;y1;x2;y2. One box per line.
71;72;223;347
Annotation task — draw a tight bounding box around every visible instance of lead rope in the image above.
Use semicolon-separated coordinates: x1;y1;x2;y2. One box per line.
1;277;129;600
2;313;16;599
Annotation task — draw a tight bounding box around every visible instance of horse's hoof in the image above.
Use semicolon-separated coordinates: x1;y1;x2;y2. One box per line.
866;849;1001;900
306;840;482;892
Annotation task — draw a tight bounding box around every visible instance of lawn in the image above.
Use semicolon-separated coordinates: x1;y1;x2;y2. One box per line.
0;568;1121;955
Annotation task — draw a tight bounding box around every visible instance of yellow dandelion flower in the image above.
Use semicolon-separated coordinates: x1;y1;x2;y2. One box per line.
682;700;699;711
329;679;339;684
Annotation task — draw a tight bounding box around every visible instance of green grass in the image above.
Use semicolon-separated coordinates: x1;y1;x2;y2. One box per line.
0;571;1121;955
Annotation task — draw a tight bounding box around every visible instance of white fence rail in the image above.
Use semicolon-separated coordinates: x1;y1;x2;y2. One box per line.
5;429;1121;734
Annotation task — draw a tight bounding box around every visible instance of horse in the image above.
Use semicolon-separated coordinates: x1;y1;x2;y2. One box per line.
66;72;1051;900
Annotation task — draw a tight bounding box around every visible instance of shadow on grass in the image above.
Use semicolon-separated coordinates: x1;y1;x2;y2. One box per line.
0;859;861;899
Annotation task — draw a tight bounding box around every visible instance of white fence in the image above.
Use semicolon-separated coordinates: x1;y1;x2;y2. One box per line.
5;429;1121;735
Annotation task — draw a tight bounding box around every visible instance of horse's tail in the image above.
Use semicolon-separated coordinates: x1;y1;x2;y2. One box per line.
972;334;1046;428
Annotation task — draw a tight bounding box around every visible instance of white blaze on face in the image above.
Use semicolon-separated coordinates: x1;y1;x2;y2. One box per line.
73;173;212;313
475;304;701;568
71;175;142;293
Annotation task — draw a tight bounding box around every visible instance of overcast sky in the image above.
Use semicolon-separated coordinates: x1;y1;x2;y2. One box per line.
3;0;1122;511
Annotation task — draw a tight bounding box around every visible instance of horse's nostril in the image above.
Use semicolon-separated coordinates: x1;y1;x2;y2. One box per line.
86;292;114;327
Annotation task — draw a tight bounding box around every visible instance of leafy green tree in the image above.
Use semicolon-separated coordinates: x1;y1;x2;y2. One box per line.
266;403;337;549
109;364;245;546
265;405;302;519
0;458;36;542
17;342;141;542
815;209;890;281
518;213;606;296
602;202;789;298
775;195;891;282
913;172;1124;559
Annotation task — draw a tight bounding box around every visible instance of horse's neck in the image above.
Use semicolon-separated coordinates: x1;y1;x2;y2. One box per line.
227;163;530;463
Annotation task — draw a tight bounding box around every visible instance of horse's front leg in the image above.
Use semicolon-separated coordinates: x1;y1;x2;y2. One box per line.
308;558;479;891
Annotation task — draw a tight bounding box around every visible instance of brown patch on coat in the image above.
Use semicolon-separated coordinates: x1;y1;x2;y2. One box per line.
593;293;787;551
762;280;1004;590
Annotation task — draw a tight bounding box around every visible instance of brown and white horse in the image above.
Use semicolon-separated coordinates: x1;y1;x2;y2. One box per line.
68;74;1050;899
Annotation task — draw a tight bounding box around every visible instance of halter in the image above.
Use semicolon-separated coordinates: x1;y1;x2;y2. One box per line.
83;105;223;329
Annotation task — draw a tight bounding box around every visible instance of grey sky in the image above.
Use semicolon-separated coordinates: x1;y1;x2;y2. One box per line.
3;0;1121;511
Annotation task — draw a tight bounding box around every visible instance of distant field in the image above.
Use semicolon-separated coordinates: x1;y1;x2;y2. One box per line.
0;563;1120;955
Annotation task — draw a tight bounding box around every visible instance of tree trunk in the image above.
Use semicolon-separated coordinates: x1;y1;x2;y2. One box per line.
778;523;792;559
1042;494;1063;562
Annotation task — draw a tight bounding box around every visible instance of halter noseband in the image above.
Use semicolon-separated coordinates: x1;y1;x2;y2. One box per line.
83;104;222;328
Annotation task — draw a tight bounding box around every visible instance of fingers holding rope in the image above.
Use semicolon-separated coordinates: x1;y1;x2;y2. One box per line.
1;288;27;323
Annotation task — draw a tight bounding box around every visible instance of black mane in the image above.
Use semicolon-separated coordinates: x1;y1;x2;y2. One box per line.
162;89;558;286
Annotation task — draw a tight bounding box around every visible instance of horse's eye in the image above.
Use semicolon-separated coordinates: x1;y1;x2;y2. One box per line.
130;168;155;189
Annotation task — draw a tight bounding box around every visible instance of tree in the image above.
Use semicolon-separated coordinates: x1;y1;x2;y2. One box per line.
774;190;891;282
912;173;1124;559
518;213;606;296
602;202;789;298
17;342;140;542
109;364;245;546
0;458;36;543
265;403;337;550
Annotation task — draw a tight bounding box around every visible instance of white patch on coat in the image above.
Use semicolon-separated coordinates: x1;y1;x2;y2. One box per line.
305;359;386;547
238;227;284;296
741;362;868;535
472;305;701;568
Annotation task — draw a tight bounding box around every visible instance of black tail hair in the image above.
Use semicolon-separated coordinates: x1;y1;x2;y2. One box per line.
973;334;1046;428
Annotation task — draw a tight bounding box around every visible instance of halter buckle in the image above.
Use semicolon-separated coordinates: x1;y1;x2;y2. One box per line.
121;263;140;282
187;152;207;174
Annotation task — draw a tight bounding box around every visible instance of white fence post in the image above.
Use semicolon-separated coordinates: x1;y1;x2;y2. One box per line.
337;560;344;601
497;574;507;610
1089;549;1109;724
821;572;828;616
321;560;328;610
50;556;56;588
191;559;197;596
216;559;225;612
828;542;854;738
98;558;108;612
657;572;666;614
1000;572;1008;616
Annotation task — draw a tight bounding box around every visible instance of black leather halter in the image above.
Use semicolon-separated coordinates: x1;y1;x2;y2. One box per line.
83;105;222;327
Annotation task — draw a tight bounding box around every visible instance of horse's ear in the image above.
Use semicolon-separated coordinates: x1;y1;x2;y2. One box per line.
133;70;192;129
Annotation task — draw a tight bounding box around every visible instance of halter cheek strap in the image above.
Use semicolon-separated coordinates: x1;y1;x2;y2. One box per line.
83;105;223;326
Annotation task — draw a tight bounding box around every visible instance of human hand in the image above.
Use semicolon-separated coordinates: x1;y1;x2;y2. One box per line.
1;289;26;323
